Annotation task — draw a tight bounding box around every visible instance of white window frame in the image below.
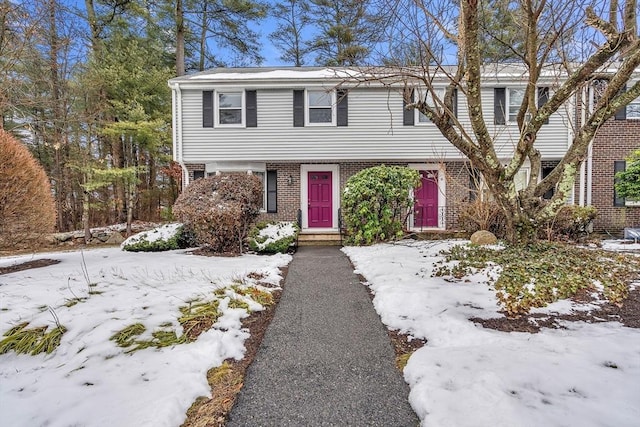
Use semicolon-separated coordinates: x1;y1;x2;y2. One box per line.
415;88;445;125
215;90;245;127
305;89;336;126
627;95;640;119
507;87;525;124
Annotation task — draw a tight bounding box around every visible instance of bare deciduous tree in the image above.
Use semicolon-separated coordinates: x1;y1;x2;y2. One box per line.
372;0;640;243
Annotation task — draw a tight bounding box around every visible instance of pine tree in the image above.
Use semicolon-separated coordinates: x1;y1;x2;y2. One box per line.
269;0;311;66
309;0;381;66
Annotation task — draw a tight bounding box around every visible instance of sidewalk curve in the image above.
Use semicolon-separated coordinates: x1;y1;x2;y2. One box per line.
227;246;418;426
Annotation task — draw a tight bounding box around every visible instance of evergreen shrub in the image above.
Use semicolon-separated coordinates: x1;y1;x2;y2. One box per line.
342;165;420;245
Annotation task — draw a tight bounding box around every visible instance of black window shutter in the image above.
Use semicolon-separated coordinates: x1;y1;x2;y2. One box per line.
614;161;626;206
203;91;214;128
541;166;555;199
266;170;277;213
337;89;348;126
246;90;257;127
469;167;481;201
538;87;549;124
293;90;305;127
403;89;414;126
452;88;458;118
615;85;627;120
494;88;506;125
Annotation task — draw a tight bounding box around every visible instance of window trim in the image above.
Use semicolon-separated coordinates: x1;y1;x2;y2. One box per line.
507;87;525;124
615;160;640;207
495;87;549;125
215;90;246;127
626;96;640;120
415;88;445;125
305;89;336;126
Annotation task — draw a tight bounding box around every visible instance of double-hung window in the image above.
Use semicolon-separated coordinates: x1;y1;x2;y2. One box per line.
253;170;278;212
217;92;244;126
416;89;445;124
626;96;640;119
508;88;525;123
307;90;335;125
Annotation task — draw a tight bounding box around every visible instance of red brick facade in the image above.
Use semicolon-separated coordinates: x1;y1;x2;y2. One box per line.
589;118;640;233
184;160;476;230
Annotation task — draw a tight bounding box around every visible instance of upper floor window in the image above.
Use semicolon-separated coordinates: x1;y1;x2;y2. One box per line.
494;87;548;125
417;89;444;124
217;92;243;126
307;90;335;125
404;88;457;126
203;90;257;128
508;88;524;123
293;89;347;127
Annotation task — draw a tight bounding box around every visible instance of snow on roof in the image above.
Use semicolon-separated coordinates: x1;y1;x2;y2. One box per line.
168;64;571;86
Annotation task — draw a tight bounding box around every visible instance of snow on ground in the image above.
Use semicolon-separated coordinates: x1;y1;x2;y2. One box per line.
344;240;640;427
601;239;640;253
251;222;297;251
0;248;291;427
121;222;183;247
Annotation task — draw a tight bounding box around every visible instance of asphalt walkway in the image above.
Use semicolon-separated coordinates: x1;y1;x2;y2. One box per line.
227;246;418;426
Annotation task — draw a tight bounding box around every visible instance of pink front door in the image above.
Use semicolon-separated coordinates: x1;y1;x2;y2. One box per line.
308;171;332;228
414;170;439;228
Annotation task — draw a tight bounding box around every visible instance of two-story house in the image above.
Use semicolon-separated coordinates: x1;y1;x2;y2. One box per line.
168;66;637;237
574;87;640;234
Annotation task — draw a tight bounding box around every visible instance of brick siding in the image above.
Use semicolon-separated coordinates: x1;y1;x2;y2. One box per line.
590;118;640;233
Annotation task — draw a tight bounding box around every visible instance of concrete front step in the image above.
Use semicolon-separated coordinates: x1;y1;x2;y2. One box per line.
298;233;342;246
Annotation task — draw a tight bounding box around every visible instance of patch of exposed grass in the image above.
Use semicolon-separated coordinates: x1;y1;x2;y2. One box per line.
183;362;244;427
433;242;640;316
0;322;67;355
179;299;221;340
228;298;250;310
110;323;187;352
64;297;87;307
396;352;413;370
110;275;276;354
231;286;274;307
110;323;146;347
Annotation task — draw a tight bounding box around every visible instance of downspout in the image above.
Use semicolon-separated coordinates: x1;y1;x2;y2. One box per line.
578;87;586;206
171;82;188;189
584;86;593;207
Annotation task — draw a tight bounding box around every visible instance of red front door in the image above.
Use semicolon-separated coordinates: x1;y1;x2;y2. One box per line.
308;171;332;228
414;170;439;228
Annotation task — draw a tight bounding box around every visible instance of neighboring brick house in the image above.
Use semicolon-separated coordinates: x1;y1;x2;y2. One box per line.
585;117;640;234
168;66;634;236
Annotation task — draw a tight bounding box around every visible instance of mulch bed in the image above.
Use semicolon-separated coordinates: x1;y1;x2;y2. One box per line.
0;259;60;275
472;286;640;333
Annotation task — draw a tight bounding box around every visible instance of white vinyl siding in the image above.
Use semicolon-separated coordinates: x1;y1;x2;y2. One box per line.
178;86;571;162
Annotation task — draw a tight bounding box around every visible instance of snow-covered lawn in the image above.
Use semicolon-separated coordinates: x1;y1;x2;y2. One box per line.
344;240;640;427
0;248;290;427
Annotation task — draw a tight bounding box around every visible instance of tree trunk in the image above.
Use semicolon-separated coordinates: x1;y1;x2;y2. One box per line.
176;0;185;76
82;187;91;243
111;135;127;223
